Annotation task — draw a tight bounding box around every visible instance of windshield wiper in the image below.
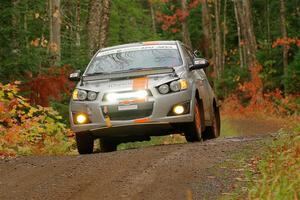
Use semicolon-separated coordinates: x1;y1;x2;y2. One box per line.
85;72;108;76
86;66;174;76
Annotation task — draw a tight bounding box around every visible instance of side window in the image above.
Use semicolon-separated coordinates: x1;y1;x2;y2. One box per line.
181;47;193;66
186;49;194;60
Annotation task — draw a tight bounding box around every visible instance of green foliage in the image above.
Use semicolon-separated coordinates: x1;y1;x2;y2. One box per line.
0;0;50;82
215;66;249;99
285;50;300;94
1;0;299;95
50;99;70;125
108;0;160;45
257;46;283;91
188;5;202;49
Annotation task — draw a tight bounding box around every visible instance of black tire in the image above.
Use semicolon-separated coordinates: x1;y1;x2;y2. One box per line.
202;105;221;140
100;138;117;152
76;133;94;154
184;98;204;142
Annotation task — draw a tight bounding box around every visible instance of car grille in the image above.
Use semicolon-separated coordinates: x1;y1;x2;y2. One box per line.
102;102;153;120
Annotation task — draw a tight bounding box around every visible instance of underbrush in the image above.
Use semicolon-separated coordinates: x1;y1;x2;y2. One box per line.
223;126;300;200
0;83;75;157
222;90;300;119
221;88;300;134
247;127;300;199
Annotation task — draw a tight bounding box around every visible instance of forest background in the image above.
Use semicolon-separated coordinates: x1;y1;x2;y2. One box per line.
0;0;299;156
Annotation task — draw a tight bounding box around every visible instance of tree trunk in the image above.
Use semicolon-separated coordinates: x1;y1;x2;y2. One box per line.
180;0;192;48
75;0;81;47
11;0;20;54
214;0;222;77
87;0;101;57
99;0;111;49
149;0;157;34
279;0;288;94
49;0;61;66
234;0;257;68
234;0;262;100
201;0;211;58
24;3;29;49
222;0;227;69
206;0;216;77
233;0;244;68
266;0;271;55
243;0;257;67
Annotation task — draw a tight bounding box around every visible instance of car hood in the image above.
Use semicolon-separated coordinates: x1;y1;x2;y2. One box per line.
76;67;185;93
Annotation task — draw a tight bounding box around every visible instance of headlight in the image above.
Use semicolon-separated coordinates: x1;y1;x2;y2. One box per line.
170;81;180;92
105;90;149;102
72;89;98;101
158;84;170;94
157;79;188;94
78;90;87;101
106;93;118;102
87;91;97;101
135;90;148;99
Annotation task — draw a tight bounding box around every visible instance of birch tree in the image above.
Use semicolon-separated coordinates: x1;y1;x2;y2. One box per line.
87;0;101;57
214;0;223;76
99;0;111;49
233;0;257;69
279;0;288;94
180;0;192;48
49;0;61;66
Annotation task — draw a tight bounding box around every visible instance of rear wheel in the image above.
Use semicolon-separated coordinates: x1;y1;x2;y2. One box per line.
202;104;220;140
184;99;204;142
76;133;94;154
100;138;118;152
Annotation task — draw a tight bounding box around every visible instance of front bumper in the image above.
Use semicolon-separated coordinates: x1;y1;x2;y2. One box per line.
70;88;195;137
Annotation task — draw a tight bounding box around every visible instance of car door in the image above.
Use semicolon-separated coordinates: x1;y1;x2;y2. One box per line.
181;46;213;121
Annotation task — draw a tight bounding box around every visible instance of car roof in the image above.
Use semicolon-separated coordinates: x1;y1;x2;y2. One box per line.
99;40;180;52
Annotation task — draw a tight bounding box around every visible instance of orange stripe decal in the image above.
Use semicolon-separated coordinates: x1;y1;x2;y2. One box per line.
142;41;159;45
133;77;148;90
134;118;151;123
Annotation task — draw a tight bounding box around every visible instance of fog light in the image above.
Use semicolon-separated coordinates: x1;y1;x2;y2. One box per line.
173;105;185;115
76;114;88;124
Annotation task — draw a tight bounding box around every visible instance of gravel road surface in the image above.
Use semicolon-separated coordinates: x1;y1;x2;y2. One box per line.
0;135;268;200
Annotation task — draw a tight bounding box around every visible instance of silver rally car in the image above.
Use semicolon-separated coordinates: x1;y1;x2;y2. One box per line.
69;41;220;154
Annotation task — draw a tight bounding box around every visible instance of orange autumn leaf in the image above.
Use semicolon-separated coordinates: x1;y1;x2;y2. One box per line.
30;38;40;47
0;102;4;112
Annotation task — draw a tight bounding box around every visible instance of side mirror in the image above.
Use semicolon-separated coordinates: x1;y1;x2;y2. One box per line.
69;70;81;81
190;58;209;70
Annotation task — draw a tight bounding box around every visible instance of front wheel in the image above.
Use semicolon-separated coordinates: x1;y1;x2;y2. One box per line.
184;99;204;142
202;105;221;140
76;133;94;154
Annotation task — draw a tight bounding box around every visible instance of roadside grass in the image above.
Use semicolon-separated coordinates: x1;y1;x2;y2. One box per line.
222;126;300;200
247;127;300;200
220;117;239;137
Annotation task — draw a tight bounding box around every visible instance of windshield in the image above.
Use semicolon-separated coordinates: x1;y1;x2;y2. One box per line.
85;45;182;75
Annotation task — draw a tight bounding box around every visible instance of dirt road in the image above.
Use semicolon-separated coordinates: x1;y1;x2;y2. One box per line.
0;134;269;200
